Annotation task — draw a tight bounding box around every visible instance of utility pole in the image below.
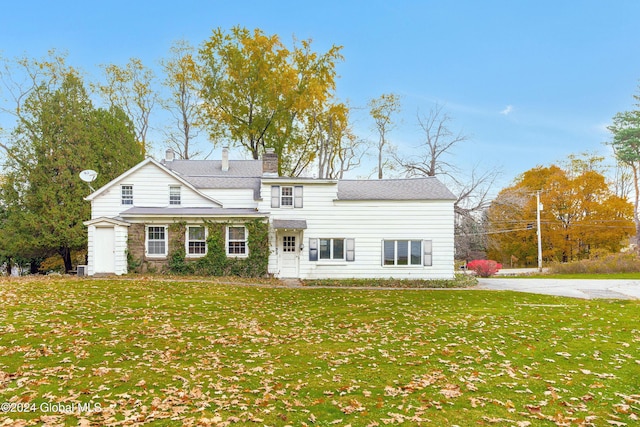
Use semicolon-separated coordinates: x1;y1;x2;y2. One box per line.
536;190;543;272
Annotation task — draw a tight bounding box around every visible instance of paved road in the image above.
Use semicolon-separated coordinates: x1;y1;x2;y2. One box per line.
477;277;640;300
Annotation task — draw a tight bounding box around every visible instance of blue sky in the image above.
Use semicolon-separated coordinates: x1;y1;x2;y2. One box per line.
2;0;640;188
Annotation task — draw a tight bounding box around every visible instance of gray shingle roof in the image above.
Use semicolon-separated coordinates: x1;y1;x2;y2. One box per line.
164;159;263;177
120;207;266;217
337;178;457;201
160;159;456;202
272;219;308;229
163;159;262;198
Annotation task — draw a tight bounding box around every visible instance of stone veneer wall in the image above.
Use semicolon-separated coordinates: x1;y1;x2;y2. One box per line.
128;223;169;273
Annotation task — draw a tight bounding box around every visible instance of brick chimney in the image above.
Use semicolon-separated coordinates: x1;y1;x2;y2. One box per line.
165;148;175;162
262;148;278;176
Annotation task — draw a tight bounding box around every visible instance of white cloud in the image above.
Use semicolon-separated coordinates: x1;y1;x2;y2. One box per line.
500;105;514;115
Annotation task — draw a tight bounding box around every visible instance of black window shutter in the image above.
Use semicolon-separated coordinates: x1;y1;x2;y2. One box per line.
309;238;318;261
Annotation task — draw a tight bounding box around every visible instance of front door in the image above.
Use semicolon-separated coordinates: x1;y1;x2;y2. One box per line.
278;233;299;278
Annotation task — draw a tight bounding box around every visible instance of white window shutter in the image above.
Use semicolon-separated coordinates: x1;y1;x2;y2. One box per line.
423;240;433;266
309;238;318;261
346;238;355;262
271;186;280;208
294;186;303;208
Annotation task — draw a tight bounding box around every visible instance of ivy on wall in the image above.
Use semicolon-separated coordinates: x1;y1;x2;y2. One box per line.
167;219;269;277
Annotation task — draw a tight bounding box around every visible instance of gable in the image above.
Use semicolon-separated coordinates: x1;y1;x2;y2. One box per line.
85;158;222;207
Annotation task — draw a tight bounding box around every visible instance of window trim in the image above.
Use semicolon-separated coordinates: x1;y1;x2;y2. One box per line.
186;225;207;257
121;185;133;205
280;186;294;207
145;225;168;257
169;185;181;205
309;238;355;262
226;226;248;257
382;239;424;267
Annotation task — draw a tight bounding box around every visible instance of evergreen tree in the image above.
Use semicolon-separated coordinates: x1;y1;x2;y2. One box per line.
0;73;143;272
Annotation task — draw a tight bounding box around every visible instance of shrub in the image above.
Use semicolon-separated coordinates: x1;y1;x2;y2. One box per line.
467;259;502;277
548;252;640;274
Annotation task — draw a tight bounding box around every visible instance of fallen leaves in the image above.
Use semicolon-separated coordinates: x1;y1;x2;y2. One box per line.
0;276;638;425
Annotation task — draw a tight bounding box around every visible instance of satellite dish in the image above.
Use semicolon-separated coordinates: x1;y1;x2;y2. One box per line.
79;170;98;183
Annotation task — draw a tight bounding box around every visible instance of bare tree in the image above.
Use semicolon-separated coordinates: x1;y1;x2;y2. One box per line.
97;58;157;155
397;103;468;178
159;40;207;159
396;103;499;218
451;165;502;218
315;103;364;179
612;160;634;200
0;50;78;166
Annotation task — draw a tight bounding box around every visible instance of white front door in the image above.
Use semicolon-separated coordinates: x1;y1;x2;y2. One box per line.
95;227;115;273
278;233;299;278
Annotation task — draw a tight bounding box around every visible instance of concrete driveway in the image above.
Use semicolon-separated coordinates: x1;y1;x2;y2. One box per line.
477;277;640;300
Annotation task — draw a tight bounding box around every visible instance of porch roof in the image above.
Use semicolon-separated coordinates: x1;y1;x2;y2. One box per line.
120;207;267;218
272;219;308;230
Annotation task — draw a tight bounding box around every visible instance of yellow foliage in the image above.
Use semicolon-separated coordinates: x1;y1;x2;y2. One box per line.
487;163;635;265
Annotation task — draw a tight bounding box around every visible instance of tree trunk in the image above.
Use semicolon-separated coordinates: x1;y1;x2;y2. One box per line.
60;247;73;273
632;164;640;248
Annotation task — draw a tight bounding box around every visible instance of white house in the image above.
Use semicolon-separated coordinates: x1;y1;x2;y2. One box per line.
84;148;457;279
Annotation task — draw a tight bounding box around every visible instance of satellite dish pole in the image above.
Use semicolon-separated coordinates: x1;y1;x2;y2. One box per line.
79;169;98;193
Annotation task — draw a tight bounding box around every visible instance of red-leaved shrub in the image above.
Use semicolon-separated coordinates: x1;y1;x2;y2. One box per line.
466;259;502;277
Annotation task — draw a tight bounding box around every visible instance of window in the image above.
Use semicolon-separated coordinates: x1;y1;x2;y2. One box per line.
146;226;167;256
121;185;133;205
309;238;355;262
169;186;181;205
281;186;294;206
227;226;247;256
271;185;303;208
187;226;206;256
283;235;296;252
320;238;345;260
383;240;424;266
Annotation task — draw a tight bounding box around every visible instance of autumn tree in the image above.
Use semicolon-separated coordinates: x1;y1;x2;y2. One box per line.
283;101;364;178
369;93;401;179
97;58;156;155
198;26;344;176
486;162;634;266
159;40;206;159
313;103;364;179
0;55;142;272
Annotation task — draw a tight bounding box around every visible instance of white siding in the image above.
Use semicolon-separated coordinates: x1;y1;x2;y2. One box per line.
86;225;95;276
91;163;218;219
86;223;129;276
259;182;455;280
199;189;258;209
114;225;129;275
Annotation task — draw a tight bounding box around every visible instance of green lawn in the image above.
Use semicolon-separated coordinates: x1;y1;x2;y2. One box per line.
0;277;639;426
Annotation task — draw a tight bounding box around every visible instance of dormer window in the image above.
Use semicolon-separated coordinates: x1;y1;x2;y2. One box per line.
169;186;181;205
